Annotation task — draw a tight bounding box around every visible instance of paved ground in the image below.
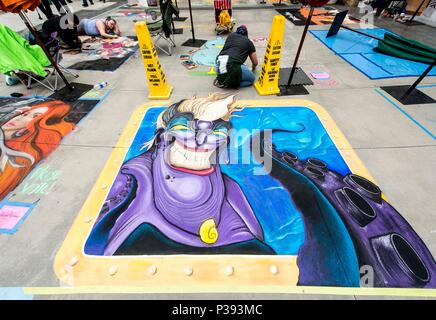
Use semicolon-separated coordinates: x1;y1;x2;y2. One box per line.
0;1;435;300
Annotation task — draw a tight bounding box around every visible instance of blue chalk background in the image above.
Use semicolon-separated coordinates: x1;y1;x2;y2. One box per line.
310;28;436;80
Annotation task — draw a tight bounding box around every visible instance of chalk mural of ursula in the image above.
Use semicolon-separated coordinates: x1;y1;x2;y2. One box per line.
61;95;435;290
0;99;74;200
85;94;276;256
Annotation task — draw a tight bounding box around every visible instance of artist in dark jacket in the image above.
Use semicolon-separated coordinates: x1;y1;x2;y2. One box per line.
214;25;258;89
159;0;179;38
40;14;81;49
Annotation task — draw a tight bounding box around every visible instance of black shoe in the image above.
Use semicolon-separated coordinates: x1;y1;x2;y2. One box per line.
82;2;89;7
90;0;94;4
213;78;225;89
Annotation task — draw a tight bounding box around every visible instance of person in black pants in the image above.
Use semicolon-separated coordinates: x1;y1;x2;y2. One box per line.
39;0;71;18
38;0;55;19
52;0;70;14
371;0;393;16
82;0;95;7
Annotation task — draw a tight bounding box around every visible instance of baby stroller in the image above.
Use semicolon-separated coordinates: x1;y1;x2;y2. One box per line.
214;0;235;35
382;0;408;18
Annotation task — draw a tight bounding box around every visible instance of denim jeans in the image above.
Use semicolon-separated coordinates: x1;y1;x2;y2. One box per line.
240;64;256;87
215;60;256;88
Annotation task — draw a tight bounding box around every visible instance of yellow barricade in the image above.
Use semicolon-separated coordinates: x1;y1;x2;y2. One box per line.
254;15;285;96
135;21;173;100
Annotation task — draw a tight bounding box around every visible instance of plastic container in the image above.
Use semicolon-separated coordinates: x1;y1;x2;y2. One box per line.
94;82;108;90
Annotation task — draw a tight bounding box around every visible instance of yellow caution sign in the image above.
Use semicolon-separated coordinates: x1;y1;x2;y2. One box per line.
135;21;173;100
254;15;285;96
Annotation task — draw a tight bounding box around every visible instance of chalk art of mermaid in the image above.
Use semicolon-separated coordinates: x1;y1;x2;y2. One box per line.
85;94;276;255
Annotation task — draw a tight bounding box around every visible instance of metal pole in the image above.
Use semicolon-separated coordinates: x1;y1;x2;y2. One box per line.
340;24;383;41
188;0;196;42
409;0;427;23
19;11;73;91
286;6;314;87
402;59;436;98
36;7;43;20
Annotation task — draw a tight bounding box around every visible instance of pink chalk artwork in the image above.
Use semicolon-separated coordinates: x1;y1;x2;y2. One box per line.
0;205;30;232
311;71;331;80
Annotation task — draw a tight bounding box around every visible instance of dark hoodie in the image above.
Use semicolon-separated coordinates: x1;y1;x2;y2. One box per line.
40;15;81;49
215;32;256;88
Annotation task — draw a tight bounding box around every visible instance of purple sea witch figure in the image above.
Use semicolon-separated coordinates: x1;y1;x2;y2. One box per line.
85;93;275;255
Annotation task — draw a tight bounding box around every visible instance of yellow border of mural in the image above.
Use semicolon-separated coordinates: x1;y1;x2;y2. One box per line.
24;285;436;297
52;99;434;296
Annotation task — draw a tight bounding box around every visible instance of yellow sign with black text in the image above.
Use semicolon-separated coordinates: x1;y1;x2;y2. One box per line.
135;21;173;100
254;16;285;96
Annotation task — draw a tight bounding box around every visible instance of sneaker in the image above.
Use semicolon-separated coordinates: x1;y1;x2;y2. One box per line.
213;78;225;89
5;75;20;86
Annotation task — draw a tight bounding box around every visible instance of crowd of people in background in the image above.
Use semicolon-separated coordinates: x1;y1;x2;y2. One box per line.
30;0;121;49
5;0;258;90
2;0;121;86
38;0;107;19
